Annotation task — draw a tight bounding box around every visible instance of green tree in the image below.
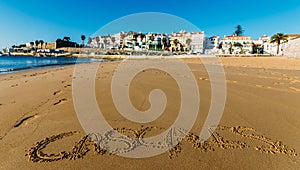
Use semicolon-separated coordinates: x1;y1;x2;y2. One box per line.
35;40;39;49
162;37;167;45
173;39;179;46
120;34;126;49
39;40;44;49
87;37;92;45
30;42;34;49
270;33;288;55
56;39;62;43
111;37;116;48
162;37;168;50
63;37;71;42
103;38;108;49
186;38;192;51
81;35;86;46
121;34;126;40
235;25;244;36
173;39;180;51
95;36;100;48
228;42;233;54
149;35;154;41
233;42;244;54
251;43;255;54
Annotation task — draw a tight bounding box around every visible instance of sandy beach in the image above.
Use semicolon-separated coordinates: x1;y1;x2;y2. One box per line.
0;57;300;169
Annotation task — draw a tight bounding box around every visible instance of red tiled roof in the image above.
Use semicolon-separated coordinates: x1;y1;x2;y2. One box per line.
222;34;251;40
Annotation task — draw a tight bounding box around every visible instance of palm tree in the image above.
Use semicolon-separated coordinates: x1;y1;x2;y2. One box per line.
173;39;179;46
111;37;116;48
173;39;180;51
150;35;155;42
30;42;34;49
270;33;288;55
95;36;100;48
35;40;39;47
228;42;233;54
39;40;44;49
87;37;92;46
251;43;255;54
103;38;108;49
233;42;243;54
162;37;167;50
81;35;86;46
120;34;126;49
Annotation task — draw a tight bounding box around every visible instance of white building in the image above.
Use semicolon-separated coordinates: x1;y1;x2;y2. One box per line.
284;35;300;57
220;35;253;54
190;32;205;53
259;35;276;54
204;36;220;54
263;34;300;55
169;30;205;53
88;30;205;53
111;32;122;48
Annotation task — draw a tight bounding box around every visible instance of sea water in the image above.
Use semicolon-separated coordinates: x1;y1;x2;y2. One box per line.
0;56;104;74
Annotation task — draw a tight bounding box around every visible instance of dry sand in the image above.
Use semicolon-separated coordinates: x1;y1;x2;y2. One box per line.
0;57;300;169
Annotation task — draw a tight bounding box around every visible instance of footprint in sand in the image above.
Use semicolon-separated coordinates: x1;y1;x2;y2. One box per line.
227;80;237;84
289;87;300;92
53;99;68;106
273;82;282;85
199;77;208;81
11;84;18;87
97;76;108;80
14;115;37;128
255;85;271;89
64;85;71;88
290;79;300;84
30;73;38;77
53;90;62;96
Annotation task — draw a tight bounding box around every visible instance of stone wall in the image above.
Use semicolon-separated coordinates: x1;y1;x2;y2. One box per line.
284;38;300;58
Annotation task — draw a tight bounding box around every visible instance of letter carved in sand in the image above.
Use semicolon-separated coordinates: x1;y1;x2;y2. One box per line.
26;126;297;163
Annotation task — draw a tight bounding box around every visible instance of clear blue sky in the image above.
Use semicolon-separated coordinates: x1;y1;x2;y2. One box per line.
1;0;300;49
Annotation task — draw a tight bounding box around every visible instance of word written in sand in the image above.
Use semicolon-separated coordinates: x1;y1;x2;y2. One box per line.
26;126;297;163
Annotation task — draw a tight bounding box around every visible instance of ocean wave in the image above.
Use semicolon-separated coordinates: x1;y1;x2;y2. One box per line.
0;66;32;73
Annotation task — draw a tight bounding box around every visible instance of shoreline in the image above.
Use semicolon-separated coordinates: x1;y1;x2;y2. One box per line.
0;56;113;75
1;55;300;75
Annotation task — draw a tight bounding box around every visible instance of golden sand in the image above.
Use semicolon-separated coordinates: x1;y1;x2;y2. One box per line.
0;57;300;169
